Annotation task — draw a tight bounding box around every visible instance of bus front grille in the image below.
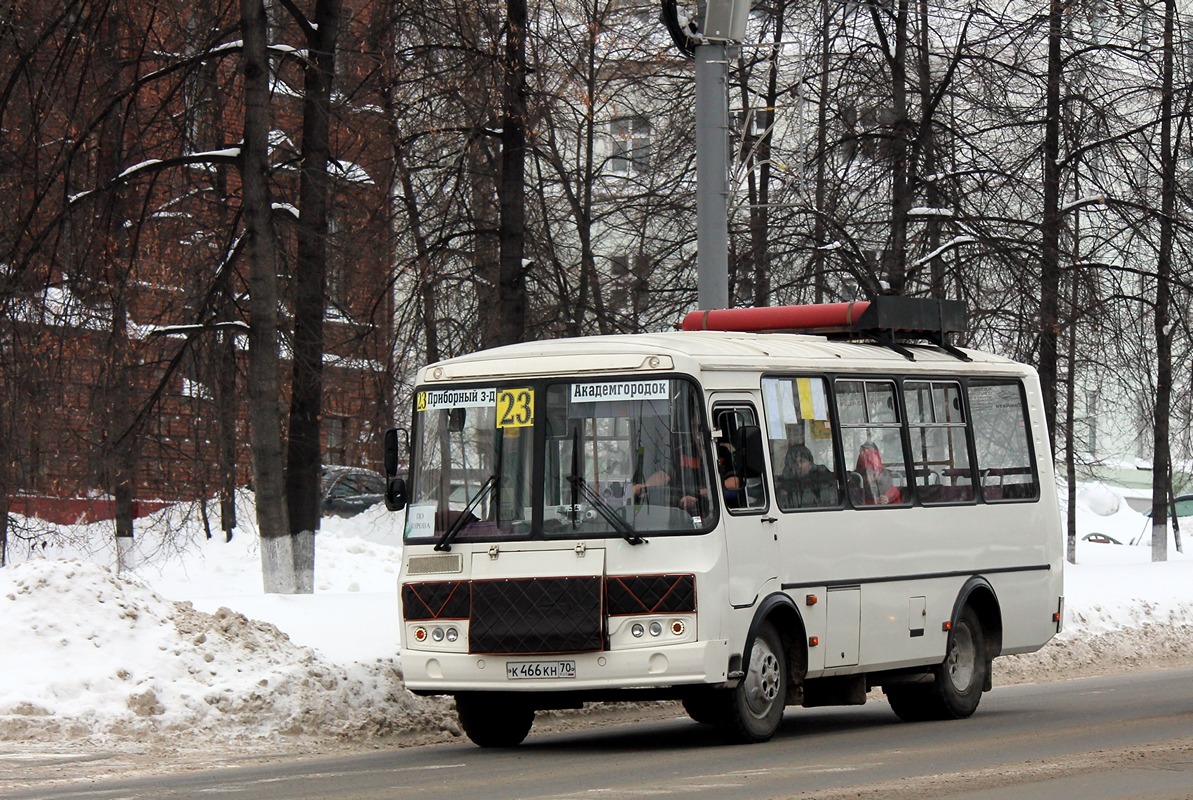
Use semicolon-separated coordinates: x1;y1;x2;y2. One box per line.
469;576;604;655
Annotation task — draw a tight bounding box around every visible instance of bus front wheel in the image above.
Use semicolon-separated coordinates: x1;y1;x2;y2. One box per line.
716;621;787;743
456;692;535;747
886;605;987;722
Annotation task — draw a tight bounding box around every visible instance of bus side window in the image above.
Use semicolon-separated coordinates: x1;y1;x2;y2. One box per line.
713;406;768;513
904;380;974;505
969;381;1039;503
836;379;909;508
761;377;841;512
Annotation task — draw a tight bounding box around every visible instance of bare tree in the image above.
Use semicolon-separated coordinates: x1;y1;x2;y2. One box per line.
242;0;295;592
283;0;344;594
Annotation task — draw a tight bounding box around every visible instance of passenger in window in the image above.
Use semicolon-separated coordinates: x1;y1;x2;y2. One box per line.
634;425;709;515
717;443;746;508
855;442;901;505
781;446;838;508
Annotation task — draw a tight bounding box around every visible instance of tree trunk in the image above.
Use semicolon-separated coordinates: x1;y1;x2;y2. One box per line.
286;0;342;595
95;8;138;572
1151;0;1176;563
0;480;8;567
917;0;945;298
1039;0;1064;450
1064;255;1078;564
241;0;294;592
490;0;529;347
812;0;832;302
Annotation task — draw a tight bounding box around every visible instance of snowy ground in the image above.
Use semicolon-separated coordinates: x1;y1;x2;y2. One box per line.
2;482;1192;755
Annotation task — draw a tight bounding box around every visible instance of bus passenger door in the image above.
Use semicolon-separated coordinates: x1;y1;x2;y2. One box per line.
712;398;778;607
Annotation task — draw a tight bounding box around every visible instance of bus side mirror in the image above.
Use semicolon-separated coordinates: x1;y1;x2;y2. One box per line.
383;428;409;511
738;425;766;477
383;427;407;476
385;477;408;512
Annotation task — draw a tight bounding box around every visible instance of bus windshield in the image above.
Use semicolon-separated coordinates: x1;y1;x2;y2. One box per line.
404;378;715;543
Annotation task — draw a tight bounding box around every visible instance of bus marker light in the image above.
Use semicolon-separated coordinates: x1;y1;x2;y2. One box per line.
805;594;818;606
671;620;686;636
942;621;952;631
808;636;819;647
1052;612;1061;623
414;627;428;642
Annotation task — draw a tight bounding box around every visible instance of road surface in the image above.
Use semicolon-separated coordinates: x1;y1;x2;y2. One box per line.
3;668;1192;800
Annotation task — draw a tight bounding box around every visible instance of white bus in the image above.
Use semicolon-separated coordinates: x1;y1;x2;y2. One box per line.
383;298;1064;747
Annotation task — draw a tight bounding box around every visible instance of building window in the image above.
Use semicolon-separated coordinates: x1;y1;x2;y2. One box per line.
326;416;347;466
610;116;651;175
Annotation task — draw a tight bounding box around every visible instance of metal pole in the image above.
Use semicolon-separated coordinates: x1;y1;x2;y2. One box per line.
695;43;730;311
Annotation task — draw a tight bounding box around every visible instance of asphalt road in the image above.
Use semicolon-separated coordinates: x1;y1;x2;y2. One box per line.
5;668;1193;800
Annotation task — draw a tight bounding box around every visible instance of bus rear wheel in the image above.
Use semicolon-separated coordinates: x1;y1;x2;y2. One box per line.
455;692;535;747
715;621;787;743
886;605;987;722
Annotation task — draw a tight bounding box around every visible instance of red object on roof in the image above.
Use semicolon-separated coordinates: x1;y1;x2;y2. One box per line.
680;302;871;333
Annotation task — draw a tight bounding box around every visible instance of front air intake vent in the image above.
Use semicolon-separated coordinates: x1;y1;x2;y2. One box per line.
403;581;470;621
607;574;697;616
406;553;463;576
470;577;603;655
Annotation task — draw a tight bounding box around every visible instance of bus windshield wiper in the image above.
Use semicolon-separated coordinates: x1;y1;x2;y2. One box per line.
434;474;497;552
565;474;646;545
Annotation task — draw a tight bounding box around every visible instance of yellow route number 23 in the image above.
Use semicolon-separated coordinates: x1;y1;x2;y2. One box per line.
496;388;534;429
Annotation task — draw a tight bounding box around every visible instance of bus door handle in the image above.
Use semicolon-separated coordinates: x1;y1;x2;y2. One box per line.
761;517;777;524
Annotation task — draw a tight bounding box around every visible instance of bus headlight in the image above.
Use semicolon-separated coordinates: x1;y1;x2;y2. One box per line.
611;615;696;648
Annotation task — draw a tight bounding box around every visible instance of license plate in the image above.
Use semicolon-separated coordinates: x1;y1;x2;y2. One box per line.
506;660;577;680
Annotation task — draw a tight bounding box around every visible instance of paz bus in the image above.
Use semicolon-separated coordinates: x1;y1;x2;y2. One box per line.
382;297;1064;746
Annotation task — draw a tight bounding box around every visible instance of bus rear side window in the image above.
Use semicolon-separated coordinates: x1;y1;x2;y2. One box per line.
968;381;1039;502
904;381;974;505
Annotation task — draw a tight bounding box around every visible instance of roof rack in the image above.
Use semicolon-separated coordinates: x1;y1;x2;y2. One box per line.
679;296;969;361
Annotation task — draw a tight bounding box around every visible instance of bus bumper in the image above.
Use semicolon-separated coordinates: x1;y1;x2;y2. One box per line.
400;639;731;693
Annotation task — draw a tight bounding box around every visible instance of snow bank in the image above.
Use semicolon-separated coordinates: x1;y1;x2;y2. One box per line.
0;560;454;748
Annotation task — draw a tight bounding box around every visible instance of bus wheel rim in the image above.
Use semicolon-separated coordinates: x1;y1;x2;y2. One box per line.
745;639;781;717
946;624;976;691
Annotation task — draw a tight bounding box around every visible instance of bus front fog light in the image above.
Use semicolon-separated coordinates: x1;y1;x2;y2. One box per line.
631;623;645;638
431;627;445;642
671;620;686;636
446;627;459;642
649;621;662;637
414;627;428;643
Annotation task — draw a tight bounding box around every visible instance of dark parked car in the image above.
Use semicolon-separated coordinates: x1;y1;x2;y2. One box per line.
321;467;386;518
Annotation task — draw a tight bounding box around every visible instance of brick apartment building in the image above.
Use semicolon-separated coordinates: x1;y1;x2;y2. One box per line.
2;4;397;524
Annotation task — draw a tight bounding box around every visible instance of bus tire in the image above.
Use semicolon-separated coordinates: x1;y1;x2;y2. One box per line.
887;605;987;722
456;692;535;747
716;621;787;743
681;690;721;725
932;604;987;718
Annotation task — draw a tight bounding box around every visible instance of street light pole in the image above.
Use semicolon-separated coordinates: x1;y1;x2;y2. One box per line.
695;42;730;311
